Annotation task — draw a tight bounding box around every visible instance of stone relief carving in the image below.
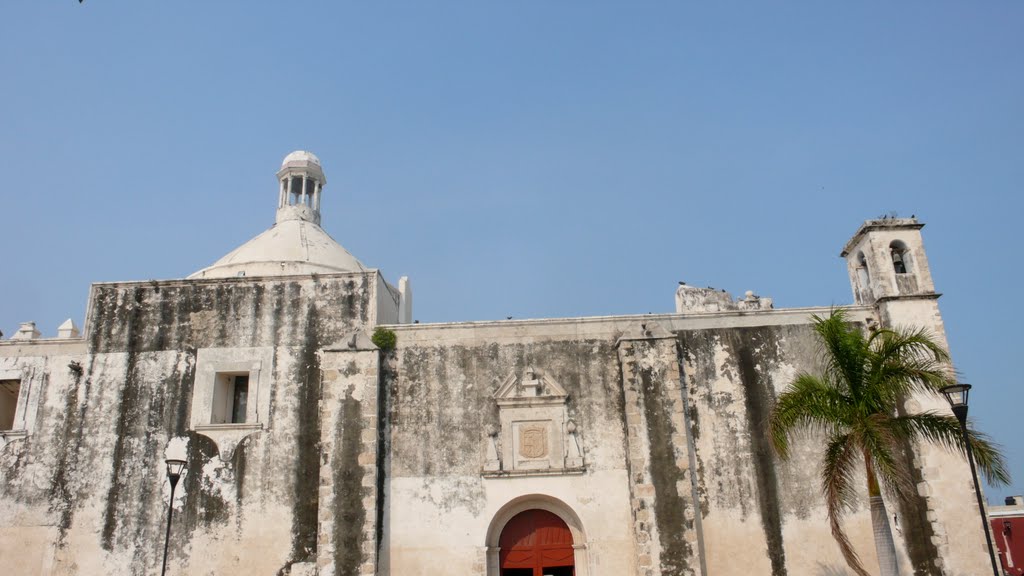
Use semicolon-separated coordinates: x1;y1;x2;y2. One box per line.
565;420;584;468
483;367;585;476
518;425;548;459
484;424;501;472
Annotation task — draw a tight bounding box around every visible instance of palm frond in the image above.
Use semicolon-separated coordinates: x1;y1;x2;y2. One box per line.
821;433;870;576
812;309;867;400
770;307;1011;576
868;325;950;366
768;373;851;459
891;412;1011;486
869;358;953;407
966;426;1011;486
866;327;953;398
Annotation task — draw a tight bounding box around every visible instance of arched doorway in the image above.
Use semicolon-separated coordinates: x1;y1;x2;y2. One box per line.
499;509;575;576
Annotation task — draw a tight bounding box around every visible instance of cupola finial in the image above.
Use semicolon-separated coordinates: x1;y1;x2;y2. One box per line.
275;151;325;225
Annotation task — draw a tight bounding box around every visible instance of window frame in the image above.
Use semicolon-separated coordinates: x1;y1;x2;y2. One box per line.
0;378;22;431
191;348;271;433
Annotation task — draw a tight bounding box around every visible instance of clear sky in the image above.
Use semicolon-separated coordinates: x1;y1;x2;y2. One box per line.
2;2;1022;501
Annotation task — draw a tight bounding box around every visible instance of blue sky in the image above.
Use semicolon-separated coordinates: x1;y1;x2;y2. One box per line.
2;2;1022;500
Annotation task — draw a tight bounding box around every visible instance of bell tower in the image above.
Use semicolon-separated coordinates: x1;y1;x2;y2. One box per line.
841;217;991;574
840;217;936;305
276;150;325;226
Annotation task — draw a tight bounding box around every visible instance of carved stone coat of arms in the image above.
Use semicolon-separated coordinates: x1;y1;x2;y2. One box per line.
518;425;548;459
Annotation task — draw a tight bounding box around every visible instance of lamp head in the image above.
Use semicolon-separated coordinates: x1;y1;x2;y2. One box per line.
939;383;972;424
940;383;972;408
165;459;187;485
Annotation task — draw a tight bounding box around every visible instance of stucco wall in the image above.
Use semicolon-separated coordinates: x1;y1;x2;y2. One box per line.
380;310;919;576
0;273;993;576
0;272;383;576
383;322;636;576
678;323;881;576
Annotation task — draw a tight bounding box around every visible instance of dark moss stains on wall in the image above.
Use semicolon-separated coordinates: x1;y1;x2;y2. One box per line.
69;275;375;571
636;353;692;576
893;406;941;575
390;339;622;478
333;387;366;576
167;351;196;435
249;284;264;346
677;327;791;576
283;303;324;571
232;435;250;525
374;353;394;567
97;290;206;573
50;368;77;542
101;288;145;552
181;433;230;533
87;275;374;354
266;282;287;432
684;403;709;519
46;357;101;544
727;328;788;576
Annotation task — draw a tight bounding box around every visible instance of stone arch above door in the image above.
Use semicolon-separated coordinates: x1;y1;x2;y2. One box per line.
485;495;589;576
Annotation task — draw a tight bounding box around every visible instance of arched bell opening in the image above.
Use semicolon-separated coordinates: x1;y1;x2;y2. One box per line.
485;495;589;576
889;240;913;275
855;251;873;302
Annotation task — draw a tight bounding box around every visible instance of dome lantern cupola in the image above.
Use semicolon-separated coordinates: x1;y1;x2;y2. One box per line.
189;151;368;279
276;150;325;226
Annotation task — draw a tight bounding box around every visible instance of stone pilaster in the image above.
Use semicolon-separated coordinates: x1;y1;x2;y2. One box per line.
618;323;701;576
317;334;383;576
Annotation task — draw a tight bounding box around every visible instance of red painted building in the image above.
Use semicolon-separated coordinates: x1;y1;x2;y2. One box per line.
991;496;1024;576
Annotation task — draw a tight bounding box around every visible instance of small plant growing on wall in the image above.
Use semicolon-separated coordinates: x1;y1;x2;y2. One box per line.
371;327;397;352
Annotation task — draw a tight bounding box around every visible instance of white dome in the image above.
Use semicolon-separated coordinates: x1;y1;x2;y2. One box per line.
188;151;363;279
188;219;366;279
282;150;321;167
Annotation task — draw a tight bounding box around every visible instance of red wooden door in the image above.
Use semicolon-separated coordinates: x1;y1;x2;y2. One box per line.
499;509;575;576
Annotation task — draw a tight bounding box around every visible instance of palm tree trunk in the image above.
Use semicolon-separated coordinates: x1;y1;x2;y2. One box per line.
870;495;900;576
866;463;901;576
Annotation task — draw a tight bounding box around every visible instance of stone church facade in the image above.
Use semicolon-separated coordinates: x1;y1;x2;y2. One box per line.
0;152;992;575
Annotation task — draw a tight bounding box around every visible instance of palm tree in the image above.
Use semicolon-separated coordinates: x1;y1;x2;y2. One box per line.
768;308;1009;576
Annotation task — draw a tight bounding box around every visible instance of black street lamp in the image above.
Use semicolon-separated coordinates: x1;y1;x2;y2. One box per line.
161;458;187;576
939;384;1000;576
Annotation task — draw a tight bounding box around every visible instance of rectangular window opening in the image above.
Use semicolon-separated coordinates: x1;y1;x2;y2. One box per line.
211;373;250;424
0;380;21;431
231;375;249;424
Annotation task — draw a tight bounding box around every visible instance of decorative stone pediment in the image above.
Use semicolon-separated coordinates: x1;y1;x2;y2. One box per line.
494;367;568;406
483;367;584;477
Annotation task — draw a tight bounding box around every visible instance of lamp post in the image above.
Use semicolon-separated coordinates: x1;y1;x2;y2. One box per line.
939;384;1001;576
161;458;187;576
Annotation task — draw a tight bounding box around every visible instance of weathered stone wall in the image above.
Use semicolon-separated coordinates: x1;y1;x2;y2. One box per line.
843;219;992;575
678;323;875;576
879;297;993;576
380;310;895;576
0;272;385;576
618;332;700;576
380;307;937;573
383;321;637;576
1;272;992;576
318;341;383;576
